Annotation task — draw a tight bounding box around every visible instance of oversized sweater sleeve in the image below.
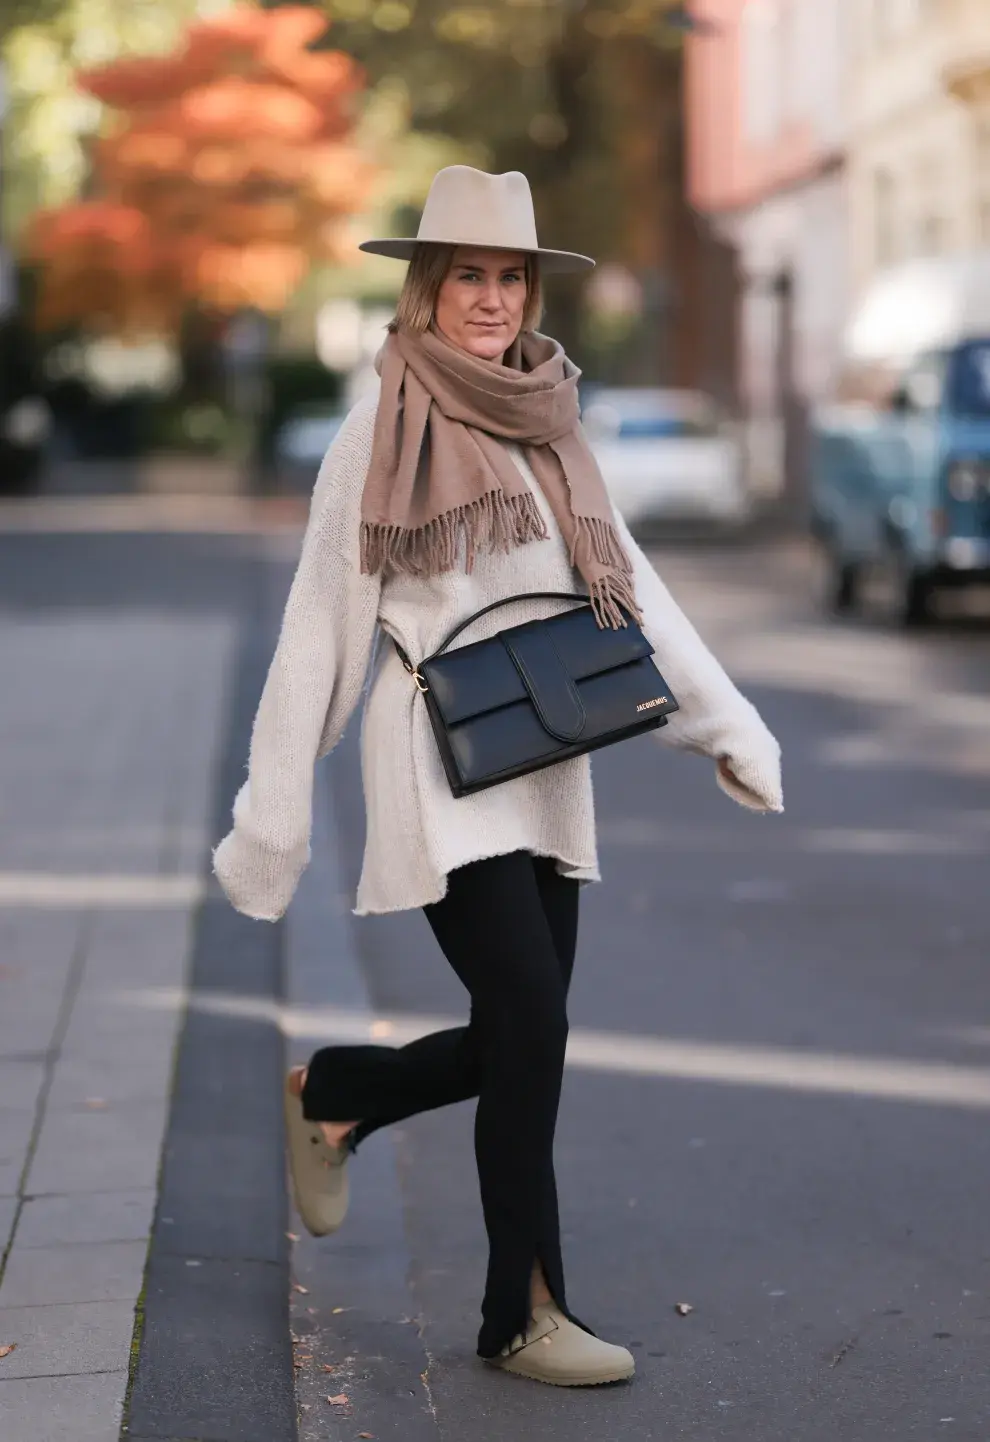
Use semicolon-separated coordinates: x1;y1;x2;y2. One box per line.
615;511;783;814
212;396;382;920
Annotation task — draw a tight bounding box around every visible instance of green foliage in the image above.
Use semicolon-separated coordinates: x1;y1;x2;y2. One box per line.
1;0;200;238
0;0;63;42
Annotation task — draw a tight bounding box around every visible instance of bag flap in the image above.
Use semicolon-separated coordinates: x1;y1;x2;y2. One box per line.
500;625;586;743
422;604;653;728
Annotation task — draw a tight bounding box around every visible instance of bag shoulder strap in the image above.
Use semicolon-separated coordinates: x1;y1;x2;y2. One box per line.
392;592;588;673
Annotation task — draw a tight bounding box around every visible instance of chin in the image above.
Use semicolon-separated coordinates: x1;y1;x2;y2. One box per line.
464;335;510;360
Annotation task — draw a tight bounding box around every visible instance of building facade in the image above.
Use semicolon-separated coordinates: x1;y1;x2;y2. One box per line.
685;0;848;505
847;0;990;296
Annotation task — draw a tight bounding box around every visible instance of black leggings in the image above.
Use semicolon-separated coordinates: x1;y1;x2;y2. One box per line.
300;850;586;1358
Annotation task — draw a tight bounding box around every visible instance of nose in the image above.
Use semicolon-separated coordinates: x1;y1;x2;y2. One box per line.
477;279;503;312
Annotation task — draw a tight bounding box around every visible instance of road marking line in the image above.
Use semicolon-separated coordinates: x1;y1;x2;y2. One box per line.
120;989;990;1111
0;872;204;907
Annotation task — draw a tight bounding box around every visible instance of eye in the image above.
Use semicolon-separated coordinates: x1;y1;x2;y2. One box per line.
502;272;524;284
459;270;482;282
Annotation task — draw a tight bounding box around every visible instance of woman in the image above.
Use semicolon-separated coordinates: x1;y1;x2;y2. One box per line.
213;166;783;1388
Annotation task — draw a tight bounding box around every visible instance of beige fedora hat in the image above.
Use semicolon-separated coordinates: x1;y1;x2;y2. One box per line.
359;165;594;274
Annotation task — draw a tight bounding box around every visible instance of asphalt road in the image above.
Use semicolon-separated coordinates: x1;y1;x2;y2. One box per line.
300;537;990;1442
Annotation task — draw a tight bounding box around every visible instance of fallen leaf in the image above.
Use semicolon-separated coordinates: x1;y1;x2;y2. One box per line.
286;1232;299;1242
332;1306;347;1314
293;1283;309;1295
84;1098;108;1110
358;1433;375;1438
327;1393;350;1405
830;1336;857;1368
674;1303;694;1317
321;1364;336;1372
0;1344;16;1359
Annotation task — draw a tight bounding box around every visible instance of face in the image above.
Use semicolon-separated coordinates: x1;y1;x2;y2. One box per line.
433;247;529;360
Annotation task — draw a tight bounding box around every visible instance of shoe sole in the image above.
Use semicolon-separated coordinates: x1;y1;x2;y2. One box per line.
486;1357;635;1387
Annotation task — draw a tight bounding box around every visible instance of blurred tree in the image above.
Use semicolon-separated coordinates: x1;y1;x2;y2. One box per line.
0;0;63;43
1;0;206;238
286;0;692;369
23;4;374;333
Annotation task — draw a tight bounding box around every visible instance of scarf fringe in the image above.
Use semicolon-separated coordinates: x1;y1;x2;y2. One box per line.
360;488;548;578
589;572;641;630
570;515;632;573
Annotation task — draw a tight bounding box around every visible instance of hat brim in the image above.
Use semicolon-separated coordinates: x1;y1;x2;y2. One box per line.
358;238;595;274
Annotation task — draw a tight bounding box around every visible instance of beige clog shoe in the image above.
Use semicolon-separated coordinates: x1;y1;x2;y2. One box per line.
487;1302;635;1386
283;1073;350;1237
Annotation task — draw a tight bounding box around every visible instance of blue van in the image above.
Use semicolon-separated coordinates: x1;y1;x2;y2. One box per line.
811;255;990;625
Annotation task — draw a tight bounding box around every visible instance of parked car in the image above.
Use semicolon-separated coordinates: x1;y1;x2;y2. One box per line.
580;386;748;532
812;254;990;626
272;403;345;488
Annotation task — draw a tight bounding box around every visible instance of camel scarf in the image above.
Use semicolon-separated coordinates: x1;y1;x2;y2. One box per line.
360;326;640;629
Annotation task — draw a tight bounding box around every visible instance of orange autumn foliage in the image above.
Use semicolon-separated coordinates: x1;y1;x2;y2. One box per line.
29;4;373;333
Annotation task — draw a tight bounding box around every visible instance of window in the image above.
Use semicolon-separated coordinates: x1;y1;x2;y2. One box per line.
874;167;898;268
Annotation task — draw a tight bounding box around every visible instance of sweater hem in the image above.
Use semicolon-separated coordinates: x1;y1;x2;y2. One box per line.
353;843;601;917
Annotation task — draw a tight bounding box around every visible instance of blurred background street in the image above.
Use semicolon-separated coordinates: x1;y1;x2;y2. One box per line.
4;1;990;1439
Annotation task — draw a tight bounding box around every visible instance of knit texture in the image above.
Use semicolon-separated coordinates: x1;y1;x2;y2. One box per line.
212;390;783;922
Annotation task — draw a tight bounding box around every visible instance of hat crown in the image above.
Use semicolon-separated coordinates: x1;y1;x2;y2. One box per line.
416;166;540;253
358;165;594;272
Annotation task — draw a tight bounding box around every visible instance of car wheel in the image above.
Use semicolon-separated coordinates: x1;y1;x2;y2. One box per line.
814;534;859;616
868;544;934;629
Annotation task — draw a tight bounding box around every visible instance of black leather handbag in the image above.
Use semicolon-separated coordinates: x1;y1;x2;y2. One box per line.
392;592;679;798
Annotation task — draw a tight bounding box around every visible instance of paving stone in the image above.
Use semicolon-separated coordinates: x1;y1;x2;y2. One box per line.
80;909;193;1002
0;1110;35;1197
57;1023;180;1088
0;1370;126;1442
17;1190;156;1248
0;1059;46;1111
0;1299;135;1377
26;1100;168;1195
0;999;66;1059
0;1196;17;1253
46;1050;176;1109
59;991;181;1061
0;1240;147;1307
0;912;82;977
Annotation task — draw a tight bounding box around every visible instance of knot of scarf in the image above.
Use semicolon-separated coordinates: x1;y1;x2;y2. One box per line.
360;325;640;629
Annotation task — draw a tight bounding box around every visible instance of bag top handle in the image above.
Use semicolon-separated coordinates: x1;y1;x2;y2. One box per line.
391;591;589;673
428;592;589;663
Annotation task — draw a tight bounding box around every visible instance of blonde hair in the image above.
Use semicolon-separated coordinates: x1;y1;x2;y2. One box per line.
393;243;544;333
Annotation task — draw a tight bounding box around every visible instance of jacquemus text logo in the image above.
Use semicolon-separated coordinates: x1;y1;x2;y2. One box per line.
636;696;669;712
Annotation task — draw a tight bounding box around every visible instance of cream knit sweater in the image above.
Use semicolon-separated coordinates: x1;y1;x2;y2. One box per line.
213;390;783;921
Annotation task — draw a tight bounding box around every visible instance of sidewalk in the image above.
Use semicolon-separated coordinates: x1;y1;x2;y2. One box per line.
0;514;253;1440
